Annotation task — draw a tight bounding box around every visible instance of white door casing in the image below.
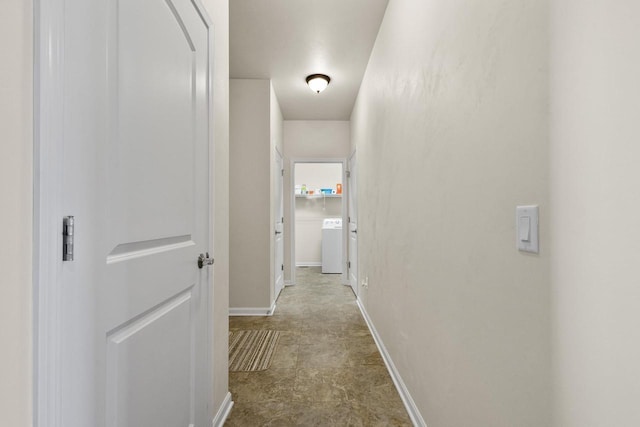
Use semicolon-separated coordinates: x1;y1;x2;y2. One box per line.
288;159;347;286
36;0;214;426
348;153;358;295
274;150;285;298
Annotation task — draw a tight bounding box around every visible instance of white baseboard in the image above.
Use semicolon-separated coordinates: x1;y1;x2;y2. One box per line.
285;279;294;286
229;300;277;316
295;261;321;267
211;391;234;427
357;298;427;427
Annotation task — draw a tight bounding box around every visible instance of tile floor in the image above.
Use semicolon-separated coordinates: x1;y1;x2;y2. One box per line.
225;267;412;426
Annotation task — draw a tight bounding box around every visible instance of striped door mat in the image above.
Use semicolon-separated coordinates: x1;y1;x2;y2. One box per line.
229;330;281;372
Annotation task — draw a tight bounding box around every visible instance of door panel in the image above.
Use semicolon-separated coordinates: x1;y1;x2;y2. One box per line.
61;0;213;425
106;289;195;427
112;0;202;243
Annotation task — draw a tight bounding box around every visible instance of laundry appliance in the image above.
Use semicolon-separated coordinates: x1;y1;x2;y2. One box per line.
321;218;342;273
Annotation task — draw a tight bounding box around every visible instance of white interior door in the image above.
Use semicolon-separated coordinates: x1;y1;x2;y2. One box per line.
274;150;285;298
348;153;358;294
59;0;213;425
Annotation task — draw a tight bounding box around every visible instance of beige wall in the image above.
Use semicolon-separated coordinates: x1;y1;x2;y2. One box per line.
550;1;640;425
351;1;551;425
230;79;272;309
230;79;283;310
283;121;350;281
0;0;33;425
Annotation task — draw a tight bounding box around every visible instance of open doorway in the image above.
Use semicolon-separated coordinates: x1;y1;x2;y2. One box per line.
290;160;347;286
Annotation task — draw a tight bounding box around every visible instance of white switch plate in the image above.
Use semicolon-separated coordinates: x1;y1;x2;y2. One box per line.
516;205;539;253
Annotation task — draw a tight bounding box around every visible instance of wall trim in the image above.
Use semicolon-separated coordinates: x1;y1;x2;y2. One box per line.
34;0;66;424
356;298;427;427
296;262;322;267
211;392;234;427
229;300;276;317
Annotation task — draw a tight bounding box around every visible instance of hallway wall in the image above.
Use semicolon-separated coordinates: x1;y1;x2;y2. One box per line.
350;1;551;425
230;79;284;311
230;79;272;309
550;1;640;425
0;0;33;424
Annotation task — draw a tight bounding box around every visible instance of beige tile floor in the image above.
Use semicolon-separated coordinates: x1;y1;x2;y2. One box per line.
225;267;412;426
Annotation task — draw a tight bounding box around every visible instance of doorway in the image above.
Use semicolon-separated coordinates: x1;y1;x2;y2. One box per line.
289;160;348;287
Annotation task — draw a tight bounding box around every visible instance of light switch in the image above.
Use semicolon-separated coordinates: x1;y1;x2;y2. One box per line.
516;205;539;253
519;216;531;242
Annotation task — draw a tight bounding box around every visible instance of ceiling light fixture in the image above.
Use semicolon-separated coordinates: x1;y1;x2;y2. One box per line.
306;74;331;93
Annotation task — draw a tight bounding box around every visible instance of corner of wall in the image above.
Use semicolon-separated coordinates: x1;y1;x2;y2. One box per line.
0;0;34;424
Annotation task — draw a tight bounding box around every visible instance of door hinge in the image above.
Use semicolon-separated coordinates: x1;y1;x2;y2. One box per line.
62;216;74;261
348;261;351;269
281;169;284;176
281;264;284;271
346;171;351;178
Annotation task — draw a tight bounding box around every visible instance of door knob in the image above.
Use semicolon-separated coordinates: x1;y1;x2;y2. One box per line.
197;252;214;269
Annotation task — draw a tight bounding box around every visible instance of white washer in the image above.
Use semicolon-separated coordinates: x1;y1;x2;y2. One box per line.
322;218;342;274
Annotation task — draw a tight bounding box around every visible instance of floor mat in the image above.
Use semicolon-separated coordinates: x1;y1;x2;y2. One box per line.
229;330;281;372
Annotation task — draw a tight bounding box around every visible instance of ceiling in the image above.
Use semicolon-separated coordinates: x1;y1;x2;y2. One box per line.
230;0;389;120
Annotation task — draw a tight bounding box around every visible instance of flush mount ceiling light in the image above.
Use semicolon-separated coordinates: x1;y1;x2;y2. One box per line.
306;74;331;93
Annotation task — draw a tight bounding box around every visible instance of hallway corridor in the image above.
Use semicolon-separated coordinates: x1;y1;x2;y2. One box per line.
225;267;411;426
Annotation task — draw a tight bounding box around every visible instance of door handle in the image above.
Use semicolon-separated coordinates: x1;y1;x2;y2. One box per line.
197;252;214;269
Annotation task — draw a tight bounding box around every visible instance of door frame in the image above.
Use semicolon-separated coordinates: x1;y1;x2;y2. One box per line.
33;1;216;425
347;150;358;296
273;147;285;299
288;158;348;286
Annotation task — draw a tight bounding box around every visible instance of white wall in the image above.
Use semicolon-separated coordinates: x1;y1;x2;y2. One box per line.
550;1;640;425
283;121;350;280
0;1;33;424
294;197;342;266
295;163;343;194
351;1;550;425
